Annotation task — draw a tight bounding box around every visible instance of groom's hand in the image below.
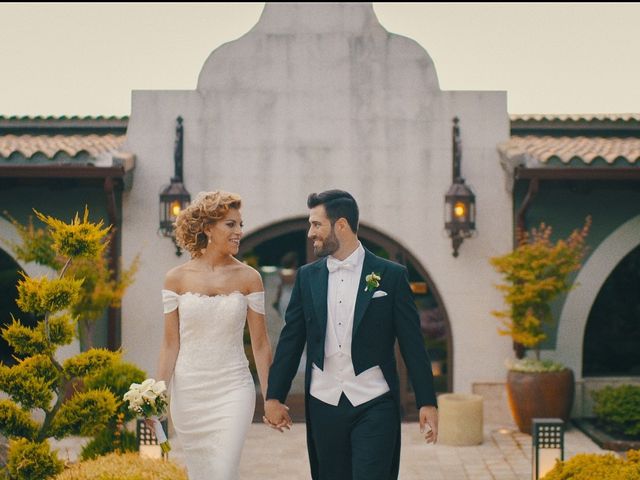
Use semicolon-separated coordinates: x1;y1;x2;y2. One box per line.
419;406;438;444
263;399;292;433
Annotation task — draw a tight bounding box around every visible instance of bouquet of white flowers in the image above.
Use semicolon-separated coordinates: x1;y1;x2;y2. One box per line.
123;378;171;454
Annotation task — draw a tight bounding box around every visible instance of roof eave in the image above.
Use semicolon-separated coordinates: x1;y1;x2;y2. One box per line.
515;167;640;181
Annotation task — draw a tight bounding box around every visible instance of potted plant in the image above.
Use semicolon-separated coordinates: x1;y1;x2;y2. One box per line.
490;217;591;433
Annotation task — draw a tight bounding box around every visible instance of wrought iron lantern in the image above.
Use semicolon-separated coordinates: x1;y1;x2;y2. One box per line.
445;117;476;257
159;116;190;256
136;418;169;460
532;418;564;480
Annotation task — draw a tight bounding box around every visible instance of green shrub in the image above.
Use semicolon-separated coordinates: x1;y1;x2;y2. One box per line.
54;452;187;480
6;438;63;480
80;426;138;461
592;384;640;438
51;389;118;439
84;361;146;421
542;450;640;480
80;361;147;459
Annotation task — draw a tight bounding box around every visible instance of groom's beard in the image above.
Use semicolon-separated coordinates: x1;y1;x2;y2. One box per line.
313;227;340;257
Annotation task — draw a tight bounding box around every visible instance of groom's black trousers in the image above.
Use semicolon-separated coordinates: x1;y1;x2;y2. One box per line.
308;391;399;480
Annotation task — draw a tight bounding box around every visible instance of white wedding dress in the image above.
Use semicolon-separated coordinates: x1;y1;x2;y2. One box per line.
162;289;265;480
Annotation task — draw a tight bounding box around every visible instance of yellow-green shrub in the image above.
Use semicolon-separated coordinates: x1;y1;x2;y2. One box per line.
0;207;139;479
6;438;63;480
542;450;640;480
80;427;138;461
51;389;117;439
80;361;147;459
54;452;187;480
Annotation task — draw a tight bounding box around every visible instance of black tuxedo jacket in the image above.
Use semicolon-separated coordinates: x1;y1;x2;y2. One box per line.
267;249;436;480
266;248;437;479
266;247;437;409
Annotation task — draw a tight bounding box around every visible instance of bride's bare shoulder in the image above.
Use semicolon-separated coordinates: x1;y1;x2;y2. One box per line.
234;261;263;293
164;263;191;292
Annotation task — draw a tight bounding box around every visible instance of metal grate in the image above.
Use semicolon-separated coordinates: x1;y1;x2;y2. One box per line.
136;419;168;446
532;419;564;450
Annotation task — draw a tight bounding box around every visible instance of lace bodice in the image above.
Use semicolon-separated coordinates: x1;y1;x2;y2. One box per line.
161;290;265;371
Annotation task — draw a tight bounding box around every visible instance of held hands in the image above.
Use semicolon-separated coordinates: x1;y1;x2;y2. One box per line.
419;406;438;444
263;399;293;433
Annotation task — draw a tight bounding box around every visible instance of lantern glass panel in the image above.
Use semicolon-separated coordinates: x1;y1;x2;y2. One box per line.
454;201;467;221
170;200;182;219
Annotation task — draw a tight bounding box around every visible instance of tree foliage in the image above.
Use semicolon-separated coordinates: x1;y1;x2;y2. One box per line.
0;207;128;479
490;217;591;356
2;209;139;350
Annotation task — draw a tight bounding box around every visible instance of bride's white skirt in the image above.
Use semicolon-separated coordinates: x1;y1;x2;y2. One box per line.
171;363;256;480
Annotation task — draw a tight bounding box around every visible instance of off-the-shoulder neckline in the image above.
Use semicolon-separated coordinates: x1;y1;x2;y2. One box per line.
162;289;264;298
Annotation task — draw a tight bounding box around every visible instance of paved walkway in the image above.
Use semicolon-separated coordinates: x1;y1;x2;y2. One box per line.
46;423;603;480
236;422;606;480
52;420;609;480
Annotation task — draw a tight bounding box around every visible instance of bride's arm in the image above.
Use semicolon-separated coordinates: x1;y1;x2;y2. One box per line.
156;310;180;387
156;272;181;387
245;269;272;400
247;306;272;399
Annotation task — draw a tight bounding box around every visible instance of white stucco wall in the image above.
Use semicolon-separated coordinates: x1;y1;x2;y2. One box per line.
122;3;512;393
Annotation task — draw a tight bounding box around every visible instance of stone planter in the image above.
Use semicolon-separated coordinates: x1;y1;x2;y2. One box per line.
438;393;484;446
506;369;575;434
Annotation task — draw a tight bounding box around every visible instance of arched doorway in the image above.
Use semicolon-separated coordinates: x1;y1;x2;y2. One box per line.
0;248;38;365
556;215;640;377
583;244;640;377
240;218;452;420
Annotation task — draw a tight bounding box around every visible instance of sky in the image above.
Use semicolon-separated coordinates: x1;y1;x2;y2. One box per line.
1;2;639;117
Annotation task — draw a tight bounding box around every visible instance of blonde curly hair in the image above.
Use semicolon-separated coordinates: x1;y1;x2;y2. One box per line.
174;191;242;257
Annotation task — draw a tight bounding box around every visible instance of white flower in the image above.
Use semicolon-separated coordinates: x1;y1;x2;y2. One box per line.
140;378;156;390
124;390;143;407
151;380;167;395
142;389;158;402
364;272;382;292
124;377;169;416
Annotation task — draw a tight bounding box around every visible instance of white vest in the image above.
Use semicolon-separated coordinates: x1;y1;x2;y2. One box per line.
310;243;389;407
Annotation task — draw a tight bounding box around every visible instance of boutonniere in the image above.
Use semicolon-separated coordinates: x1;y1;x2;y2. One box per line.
364;272;381;292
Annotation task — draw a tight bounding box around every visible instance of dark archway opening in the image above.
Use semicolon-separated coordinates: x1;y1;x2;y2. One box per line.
583;244;640;377
240;218;452;420
0;248;38;366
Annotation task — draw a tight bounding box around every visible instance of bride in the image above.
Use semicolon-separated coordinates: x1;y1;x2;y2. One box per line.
154;191;273;479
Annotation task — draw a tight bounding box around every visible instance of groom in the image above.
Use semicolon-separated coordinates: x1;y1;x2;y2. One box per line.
264;189;438;480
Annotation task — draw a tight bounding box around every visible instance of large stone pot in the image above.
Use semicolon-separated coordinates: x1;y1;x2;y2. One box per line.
506;368;575;434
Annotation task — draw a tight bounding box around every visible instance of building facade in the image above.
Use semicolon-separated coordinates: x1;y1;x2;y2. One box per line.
1;3;638;420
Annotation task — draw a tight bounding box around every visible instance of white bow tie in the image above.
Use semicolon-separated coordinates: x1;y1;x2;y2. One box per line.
327;257;355;273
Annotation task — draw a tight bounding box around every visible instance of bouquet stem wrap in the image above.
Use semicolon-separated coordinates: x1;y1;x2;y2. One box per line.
150;416;171;454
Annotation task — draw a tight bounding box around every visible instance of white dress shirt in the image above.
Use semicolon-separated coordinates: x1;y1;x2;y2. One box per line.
310;243;390;406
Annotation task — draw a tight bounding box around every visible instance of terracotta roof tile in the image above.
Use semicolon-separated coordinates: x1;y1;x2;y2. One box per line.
510;113;640;123
498;136;640;165
0;134;126;160
0;115;128;122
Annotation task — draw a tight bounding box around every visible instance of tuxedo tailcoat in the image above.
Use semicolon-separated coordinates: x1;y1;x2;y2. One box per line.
267;248;437;479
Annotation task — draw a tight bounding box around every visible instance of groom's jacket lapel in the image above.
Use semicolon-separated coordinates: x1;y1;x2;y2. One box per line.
353;249;382;335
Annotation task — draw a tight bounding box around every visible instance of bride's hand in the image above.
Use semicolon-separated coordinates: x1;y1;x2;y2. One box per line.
143;418;156;431
263;399;292;432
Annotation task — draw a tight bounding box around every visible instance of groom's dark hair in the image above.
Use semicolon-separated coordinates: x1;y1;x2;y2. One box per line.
307;190;359;233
